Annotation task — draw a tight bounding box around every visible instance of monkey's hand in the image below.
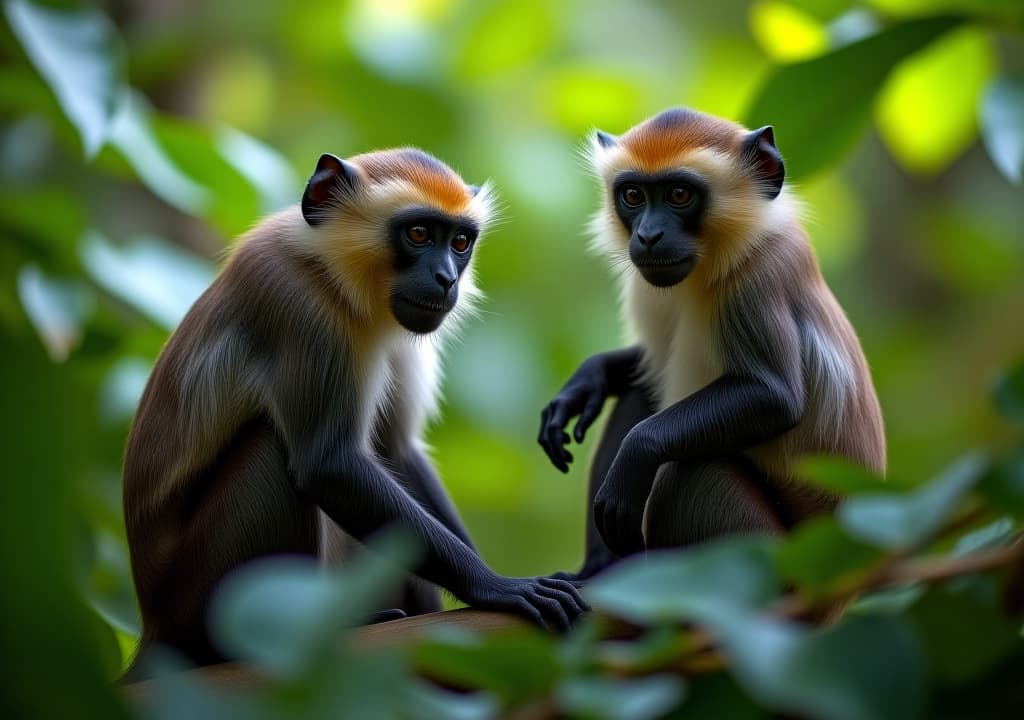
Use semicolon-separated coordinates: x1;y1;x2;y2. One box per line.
539;356;611;472
460;574;589;632
594;433;660;557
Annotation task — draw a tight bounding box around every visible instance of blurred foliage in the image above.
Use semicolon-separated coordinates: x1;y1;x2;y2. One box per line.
1;0;1023;717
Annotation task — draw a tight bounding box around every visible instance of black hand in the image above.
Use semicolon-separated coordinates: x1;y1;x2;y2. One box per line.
461;573;589;632
538;357;610;472
593;428;660;557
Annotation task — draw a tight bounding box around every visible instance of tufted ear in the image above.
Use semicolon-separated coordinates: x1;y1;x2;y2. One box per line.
594;129;619;150
467;184;481;196
301;153;360;226
741;126;785;200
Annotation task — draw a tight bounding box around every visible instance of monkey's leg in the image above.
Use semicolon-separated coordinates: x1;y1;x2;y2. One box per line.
644;458;785;548
136;417;318;670
570;386;658;580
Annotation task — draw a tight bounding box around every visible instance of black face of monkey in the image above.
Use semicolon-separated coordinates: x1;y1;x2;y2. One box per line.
387;208;477;334
612;170;708;288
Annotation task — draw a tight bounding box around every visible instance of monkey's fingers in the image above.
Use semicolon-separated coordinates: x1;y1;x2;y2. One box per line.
538;576;588;610
539;402;575;472
573;395;605;443
529;590;571;632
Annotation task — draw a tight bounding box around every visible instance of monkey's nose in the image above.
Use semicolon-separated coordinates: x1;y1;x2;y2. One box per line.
435;272;456;294
637;230;664;247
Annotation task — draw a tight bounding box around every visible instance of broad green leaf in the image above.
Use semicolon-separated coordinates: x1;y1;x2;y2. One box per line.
992;360;1024;424
16;265;94;362
596;626;685;672
744;15;963;179
796;456;886;495
556;674;685;720
953;517;1016;555
414;629;558;705
4;0;125;157
80;231;215;330
778;518;884;597
675;672;767;720
875;28;994;175
980;77;1024;185
905;585;1020;685
586;536;780;624
108;92;211;217
868;0;1024;24
978;448;1024;518
215;127;300;214
209;530;415;677
839;453;988;550
749;1;829;62
710;612;925;720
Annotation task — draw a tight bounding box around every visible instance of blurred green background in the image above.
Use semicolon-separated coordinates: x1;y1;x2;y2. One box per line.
1;0;1022;693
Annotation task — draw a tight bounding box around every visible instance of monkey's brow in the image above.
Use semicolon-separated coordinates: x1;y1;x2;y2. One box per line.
390;206;479;231
612;169;709;190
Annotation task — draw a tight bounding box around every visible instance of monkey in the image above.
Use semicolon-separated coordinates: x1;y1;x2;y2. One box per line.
539;108;885;579
122;148;586;674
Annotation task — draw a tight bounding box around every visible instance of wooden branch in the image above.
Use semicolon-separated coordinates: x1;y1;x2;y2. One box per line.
122;608;527;700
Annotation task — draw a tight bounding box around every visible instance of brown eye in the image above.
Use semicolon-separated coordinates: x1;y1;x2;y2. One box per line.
452;232;471;253
620;185;644;208
406;225;429;245
667;186;694;207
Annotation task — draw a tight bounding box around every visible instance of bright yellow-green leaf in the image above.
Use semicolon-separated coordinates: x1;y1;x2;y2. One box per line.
875;28;995;176
539;64;648;136
794;172;864;271
688;37;770;121
750;1;829;62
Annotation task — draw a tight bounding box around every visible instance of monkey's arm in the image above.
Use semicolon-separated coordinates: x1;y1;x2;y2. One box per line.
539;345;644;471
386;443;476;550
595;295;804;556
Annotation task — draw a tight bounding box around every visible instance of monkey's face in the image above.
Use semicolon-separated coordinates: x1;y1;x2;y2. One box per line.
387;209;478;334
612;171;707;288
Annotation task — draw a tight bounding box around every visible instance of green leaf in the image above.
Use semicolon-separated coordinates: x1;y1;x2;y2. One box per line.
4;0;125;158
79;231;215;331
980;77;1024;184
674;672;767;720
209;530;415;678
16;264;94;362
744;15;963;179
778;518;884;597
992;360;1024;424
108;92;211;217
413;629;559;705
875;28;994;175
838;453;987;550
905;585;1020;685
978;448;1024;518
556;674;685;720
796;456;887;495
215;126;300;214
709;612;925;720
586;536;780;624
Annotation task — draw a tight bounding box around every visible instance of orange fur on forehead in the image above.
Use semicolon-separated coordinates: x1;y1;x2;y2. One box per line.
349;148;473;214
618;108;745;172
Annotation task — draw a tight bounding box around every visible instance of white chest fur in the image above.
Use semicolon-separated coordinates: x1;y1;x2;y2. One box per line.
625;274;723;411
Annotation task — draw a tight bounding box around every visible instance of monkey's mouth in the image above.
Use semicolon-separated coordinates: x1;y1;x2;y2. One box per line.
396;295;453;314
633;255;695;287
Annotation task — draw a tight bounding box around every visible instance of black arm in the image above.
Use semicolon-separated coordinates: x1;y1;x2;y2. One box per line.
539;345;644;472
594;287;806;556
260;320;586;630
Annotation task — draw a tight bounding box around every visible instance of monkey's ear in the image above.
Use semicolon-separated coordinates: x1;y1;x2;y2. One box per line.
467;184;482;196
742;126;785;200
302;153;360;226
594;130;619;149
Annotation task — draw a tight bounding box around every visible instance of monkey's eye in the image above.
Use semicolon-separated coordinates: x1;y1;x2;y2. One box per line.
620;185;645;208
452;232;472;253
405;225;429;245
666;186;694;207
